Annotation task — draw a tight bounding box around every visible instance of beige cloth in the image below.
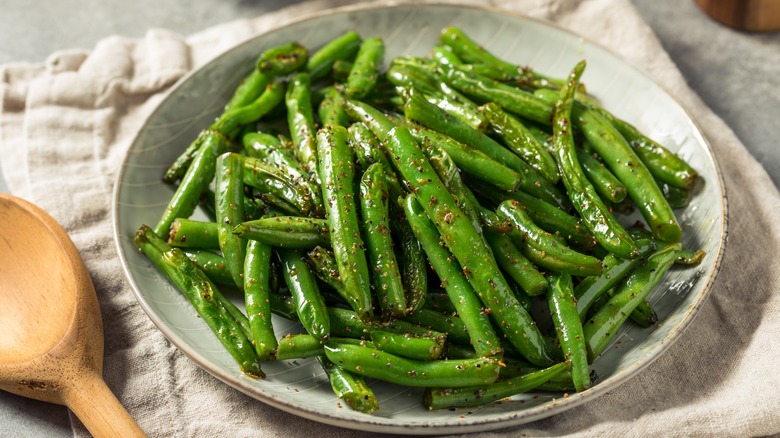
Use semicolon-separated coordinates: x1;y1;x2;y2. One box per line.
2;0;779;436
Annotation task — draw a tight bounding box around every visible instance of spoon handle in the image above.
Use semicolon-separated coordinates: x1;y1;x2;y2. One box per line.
63;370;146;438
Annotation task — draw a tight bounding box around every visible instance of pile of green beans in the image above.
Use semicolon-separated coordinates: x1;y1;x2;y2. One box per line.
135;26;703;413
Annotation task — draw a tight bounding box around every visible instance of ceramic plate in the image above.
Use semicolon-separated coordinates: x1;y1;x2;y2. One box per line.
113;3;727;434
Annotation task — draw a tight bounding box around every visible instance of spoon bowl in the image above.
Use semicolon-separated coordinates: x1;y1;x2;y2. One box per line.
0;194;144;437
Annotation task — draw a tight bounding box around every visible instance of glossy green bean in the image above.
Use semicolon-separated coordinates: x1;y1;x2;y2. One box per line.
243;240;276;360
135;225;263;378
484;229;548;296
547;272;590;392
215;153;247;288
584;242;681;361
480;102;559;183
316;126;374;321
168;218;220;250
233;216;329;249
307;31;362;80
370;330;444;361
276;333;324;360
324;342;501;387
318;86;351;127
241;155;318;217
285;72;319;180
497;200;603;276
576;148;627;204
551;61;637;259
360;163;407;319
574;106;681;243
155;130;229;237
424;362;566;410
347;37;385;99
255;41;308;76
278;249;330;340
182;249;233;286
317;356;379;414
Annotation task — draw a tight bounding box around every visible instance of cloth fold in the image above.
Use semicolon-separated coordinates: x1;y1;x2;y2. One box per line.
1;0;779;436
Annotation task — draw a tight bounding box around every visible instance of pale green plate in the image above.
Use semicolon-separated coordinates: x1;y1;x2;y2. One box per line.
113;3;727;434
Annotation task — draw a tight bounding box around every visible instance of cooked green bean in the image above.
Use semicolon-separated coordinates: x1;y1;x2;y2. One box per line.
576;148;627;204
278;249;330;340
318;86;351;127
256;42;308;76
135;225;263;378
316;126;374;321
480;102;559;183
360;163;407;319
285;72;319;180
584;242;681;361
307;31;362;80
324;342;501;387
497;200;603;276
317;356;379;414
244;240;276;360
233;216;329;249
347;37;385;99
551;61;637;259
155;130;229;237
424;362;566;410
182;249;233;286
370;330;444;361
484;229;548;296
547;272;590;392
215;152;247;288
276;333;324;360
168;218;220;250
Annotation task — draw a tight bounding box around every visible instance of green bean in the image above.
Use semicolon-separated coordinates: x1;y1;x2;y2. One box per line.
317;356;379;414
316;126;374;321
324;342;501;388
360;163;407;319
419;138;484;242
348;122;405;203
552;61;637;259
397;218;429;314
256;42;308;76
224;70;269;112
401;308;472;348
328;307;371;339
574;105;681;243
370;330;444;361
242;132;317;203
424;362;566;410
135;225;263;378
484;229;548;296
438;63;554;125
168;218;220;250
285;72;319;180
497;200;602;276
346;37;385;99
304;246;347;297
210;81;285;140
278;249;330;340
404;90;567;208
307;31;362;80
576;148;627;204
215;153;247;287
595;108;698;190
276;333;324;360
318;86;350;127
574;239;655;319
407;124;520;192
155;130;229;237
480;102;559;183
676;247;706;266
423;291;458;314
431;44;463;66
584;242;681;361
241;155;318;217
233;216;329;249
547;272;590;392
182;249;233;286
403;194;503;359
244;240;276;360
473;183;597;250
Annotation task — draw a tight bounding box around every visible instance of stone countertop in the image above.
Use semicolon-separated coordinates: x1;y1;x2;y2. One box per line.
0;0;778;436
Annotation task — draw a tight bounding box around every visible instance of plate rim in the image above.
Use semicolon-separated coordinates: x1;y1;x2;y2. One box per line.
112;1;729;434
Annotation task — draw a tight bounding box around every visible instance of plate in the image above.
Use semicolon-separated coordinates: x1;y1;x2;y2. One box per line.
113;3;727;434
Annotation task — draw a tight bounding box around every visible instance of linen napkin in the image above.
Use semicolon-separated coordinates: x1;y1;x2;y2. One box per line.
2;0;779;436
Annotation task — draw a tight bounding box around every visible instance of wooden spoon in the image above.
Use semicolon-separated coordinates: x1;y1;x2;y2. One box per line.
0;194;145;437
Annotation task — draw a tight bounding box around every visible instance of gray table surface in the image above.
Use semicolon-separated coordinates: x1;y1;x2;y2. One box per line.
0;0;778;436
